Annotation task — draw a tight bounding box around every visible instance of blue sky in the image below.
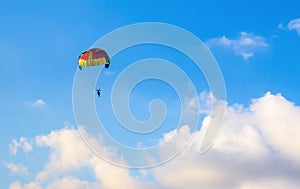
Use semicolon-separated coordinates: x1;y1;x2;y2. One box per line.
1;0;300;188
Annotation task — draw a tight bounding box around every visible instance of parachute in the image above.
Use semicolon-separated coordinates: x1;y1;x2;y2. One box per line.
78;48;110;70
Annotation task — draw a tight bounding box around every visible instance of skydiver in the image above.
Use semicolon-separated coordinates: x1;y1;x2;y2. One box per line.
96;88;101;97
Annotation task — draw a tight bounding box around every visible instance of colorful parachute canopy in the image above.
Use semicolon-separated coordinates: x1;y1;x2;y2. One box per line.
78;48;110;70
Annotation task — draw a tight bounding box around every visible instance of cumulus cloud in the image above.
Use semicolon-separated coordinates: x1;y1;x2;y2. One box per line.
239;179;300;189
183;91;213;115
5;162;29;176
9;181;41;189
25;99;45;108
45;177;88;189
287;18;300;35
206;32;268;60
152;92;300;189
20;126;138;189
7;92;300;189
251;92;300;165
34;128;91;180
9;137;32;155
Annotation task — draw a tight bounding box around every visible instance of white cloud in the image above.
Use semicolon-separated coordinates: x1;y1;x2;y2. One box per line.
34;127;91;180
5;162;29;176
25;99;45;108
10;181;41;189
183;91;212;115
45;177;88;189
278;22;284;29
152;92;300;189
206;32;268;60
33;126;138;189
250;92;300;165
7;92;300;189
239;179;300;189
9;137;32;155
90;155;138;189
287;18;300;35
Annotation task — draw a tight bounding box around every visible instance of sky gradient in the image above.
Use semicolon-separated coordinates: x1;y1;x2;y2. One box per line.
1;1;300;188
